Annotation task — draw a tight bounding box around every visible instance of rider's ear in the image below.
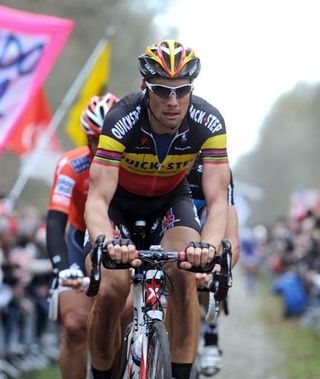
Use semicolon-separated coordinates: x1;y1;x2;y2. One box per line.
141;79;147;91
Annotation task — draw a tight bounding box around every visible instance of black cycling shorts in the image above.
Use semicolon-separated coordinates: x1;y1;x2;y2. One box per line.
66;225;86;274
108;178;201;248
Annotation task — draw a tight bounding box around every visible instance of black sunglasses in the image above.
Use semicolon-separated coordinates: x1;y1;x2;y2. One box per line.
145;82;194;99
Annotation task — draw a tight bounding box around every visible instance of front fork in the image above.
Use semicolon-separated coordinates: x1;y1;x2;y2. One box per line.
129;268;165;377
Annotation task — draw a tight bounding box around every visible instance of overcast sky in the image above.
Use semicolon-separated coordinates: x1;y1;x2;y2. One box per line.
156;0;320;165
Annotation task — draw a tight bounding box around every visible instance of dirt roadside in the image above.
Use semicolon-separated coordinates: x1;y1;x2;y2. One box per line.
214;266;287;379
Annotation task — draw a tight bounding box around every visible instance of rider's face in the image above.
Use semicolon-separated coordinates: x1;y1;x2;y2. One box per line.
144;77;193;134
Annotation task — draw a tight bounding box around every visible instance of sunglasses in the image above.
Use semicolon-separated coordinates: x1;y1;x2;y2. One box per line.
145;82;194;99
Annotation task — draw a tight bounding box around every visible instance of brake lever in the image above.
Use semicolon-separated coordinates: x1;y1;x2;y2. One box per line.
86;234;105;297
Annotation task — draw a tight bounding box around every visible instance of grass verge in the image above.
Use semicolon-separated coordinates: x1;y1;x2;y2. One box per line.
258;276;320;379
22;365;60;379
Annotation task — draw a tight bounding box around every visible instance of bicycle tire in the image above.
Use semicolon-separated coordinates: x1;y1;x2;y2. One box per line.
118;323;133;379
189;355;200;379
145;320;172;379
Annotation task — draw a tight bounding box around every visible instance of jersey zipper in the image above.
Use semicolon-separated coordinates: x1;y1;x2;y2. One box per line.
141;128;189;168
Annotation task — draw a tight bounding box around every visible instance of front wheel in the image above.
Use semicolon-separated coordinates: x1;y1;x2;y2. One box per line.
118;323;134;379
143;320;172;379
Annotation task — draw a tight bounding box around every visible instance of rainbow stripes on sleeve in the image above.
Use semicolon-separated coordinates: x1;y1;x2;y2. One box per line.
201;134;228;164
93;135;124;167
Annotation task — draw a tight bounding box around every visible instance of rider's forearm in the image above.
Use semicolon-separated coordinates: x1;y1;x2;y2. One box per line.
200;199;228;253
46;210;69;271
231;242;240;267
201;163;230;253
84;196;114;242
226;206;240;267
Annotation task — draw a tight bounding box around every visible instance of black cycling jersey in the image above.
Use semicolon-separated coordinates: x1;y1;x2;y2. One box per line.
94;92;228;197
187;155;235;206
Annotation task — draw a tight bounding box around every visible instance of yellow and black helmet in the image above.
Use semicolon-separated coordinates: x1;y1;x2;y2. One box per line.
138;39;201;80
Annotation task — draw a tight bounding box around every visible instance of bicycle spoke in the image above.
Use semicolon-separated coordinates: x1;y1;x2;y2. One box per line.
146;321;172;379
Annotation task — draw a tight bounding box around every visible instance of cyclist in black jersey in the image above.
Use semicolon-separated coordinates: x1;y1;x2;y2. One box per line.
187;155;240;376
84;39;231;379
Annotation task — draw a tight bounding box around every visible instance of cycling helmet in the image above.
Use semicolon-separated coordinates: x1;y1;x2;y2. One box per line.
138;39;201;80
81;92;119;136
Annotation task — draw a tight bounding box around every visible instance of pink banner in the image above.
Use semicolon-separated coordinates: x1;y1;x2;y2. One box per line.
0;5;74;152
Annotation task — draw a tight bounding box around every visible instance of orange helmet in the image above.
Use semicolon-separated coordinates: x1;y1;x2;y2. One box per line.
80;92;119;136
138;39;200;80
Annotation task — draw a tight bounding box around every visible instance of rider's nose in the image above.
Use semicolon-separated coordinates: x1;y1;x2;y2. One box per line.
167;93;178;105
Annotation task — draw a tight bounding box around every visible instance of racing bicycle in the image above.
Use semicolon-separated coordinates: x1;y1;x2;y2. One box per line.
86;220;232;379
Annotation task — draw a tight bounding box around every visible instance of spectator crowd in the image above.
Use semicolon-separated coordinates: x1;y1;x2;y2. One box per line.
243;200;320;328
0;198;59;378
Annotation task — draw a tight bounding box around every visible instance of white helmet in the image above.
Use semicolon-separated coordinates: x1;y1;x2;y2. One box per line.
80;92;119;136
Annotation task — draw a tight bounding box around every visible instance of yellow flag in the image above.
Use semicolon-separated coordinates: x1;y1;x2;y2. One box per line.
65;41;111;146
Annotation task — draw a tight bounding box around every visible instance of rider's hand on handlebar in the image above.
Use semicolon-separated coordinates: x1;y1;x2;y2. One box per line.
180;241;217;270
59;268;87;290
195;264;221;289
106;238;141;267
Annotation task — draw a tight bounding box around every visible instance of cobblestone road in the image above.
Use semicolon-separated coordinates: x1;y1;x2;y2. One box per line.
213;266;286;379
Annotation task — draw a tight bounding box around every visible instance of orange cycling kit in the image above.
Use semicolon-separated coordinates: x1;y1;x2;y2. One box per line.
47;146;92;274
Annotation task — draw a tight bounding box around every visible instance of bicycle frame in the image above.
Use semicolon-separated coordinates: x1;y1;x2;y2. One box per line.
121;253;167;378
